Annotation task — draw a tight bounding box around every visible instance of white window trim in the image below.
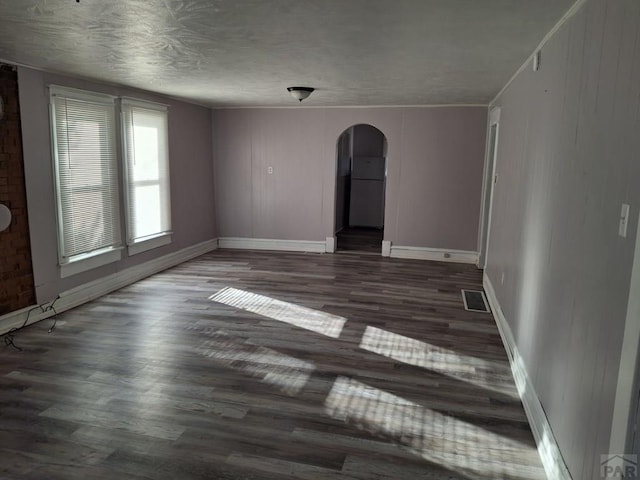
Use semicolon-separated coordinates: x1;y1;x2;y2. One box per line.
120;98;172;256
60;247;123;278
120;97;169;111
49;85;122;277
49;85;116;104
49;87;173;275
127;232;172;256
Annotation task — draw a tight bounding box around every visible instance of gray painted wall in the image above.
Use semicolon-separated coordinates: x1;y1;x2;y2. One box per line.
212;107;486;250
18;67;216;302
486;1;640;478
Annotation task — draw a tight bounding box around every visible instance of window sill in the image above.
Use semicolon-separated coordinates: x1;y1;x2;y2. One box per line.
60;247;122;278
128;233;172;256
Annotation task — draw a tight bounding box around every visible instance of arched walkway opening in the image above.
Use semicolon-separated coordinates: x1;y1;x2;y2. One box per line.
334;124;387;254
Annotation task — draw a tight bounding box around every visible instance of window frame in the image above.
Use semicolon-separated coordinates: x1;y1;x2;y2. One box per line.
49;85;123;278
120;97;172;256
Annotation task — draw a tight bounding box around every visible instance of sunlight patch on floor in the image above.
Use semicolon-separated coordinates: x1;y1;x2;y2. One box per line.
210;287;346;338
325;376;541;480
359;325;518;399
198;330;315;396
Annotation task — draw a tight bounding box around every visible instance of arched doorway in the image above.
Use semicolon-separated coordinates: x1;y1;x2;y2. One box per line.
334;124;387;254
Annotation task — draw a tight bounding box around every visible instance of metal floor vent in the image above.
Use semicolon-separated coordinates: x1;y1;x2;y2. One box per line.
461;289;491;313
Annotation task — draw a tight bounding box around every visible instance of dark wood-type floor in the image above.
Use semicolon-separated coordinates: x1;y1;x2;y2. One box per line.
0;250;546;480
336;227;383;254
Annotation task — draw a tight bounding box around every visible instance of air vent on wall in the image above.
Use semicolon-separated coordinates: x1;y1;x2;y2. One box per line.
461;289;490;313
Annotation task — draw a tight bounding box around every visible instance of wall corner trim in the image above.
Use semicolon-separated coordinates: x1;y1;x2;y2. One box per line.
483;273;573;480
390;245;478;264
218;237;326;253
381;240;391;257
0;238;219;336
325;236;336;253
489;0;588;106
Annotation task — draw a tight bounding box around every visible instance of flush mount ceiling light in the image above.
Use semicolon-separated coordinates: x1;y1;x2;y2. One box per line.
287;87;314;102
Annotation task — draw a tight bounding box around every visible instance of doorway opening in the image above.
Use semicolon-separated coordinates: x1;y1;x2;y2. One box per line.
608;209;640;457
478;107;500;268
334;124;387;254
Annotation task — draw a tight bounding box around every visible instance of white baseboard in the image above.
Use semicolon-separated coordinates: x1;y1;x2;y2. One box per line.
381;240;391;257
390;245;478;264
218;237;326;253
483;274;572;480
325;236;336;253
0;238;219;336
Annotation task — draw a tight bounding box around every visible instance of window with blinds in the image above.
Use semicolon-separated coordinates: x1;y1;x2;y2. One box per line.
121;99;171;250
49;87;121;265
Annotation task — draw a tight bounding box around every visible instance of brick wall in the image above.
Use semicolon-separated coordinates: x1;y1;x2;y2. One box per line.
0;64;35;315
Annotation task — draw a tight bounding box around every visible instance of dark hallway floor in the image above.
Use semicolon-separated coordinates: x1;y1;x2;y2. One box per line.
336;227;383;254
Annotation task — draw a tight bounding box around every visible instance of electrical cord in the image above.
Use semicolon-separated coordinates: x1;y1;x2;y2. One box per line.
2;295;60;352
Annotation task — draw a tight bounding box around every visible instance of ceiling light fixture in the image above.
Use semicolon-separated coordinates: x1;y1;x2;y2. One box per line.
287;87;314;102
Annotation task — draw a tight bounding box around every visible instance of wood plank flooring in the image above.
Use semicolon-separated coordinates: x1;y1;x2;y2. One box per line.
0;250;546;480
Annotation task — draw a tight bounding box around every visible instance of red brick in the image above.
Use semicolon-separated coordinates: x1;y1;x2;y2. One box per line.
0;63;34;313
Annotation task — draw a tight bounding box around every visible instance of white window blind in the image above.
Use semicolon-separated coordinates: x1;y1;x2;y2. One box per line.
121;100;171;245
50;87;121;263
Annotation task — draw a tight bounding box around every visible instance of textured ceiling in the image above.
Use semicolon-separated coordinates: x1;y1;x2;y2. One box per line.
0;0;576;107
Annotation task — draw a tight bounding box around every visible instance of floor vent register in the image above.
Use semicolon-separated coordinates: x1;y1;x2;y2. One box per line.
461;289;491;313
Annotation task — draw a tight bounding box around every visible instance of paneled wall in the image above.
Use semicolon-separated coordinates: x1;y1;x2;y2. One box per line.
486;1;640;477
212;106;487;251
